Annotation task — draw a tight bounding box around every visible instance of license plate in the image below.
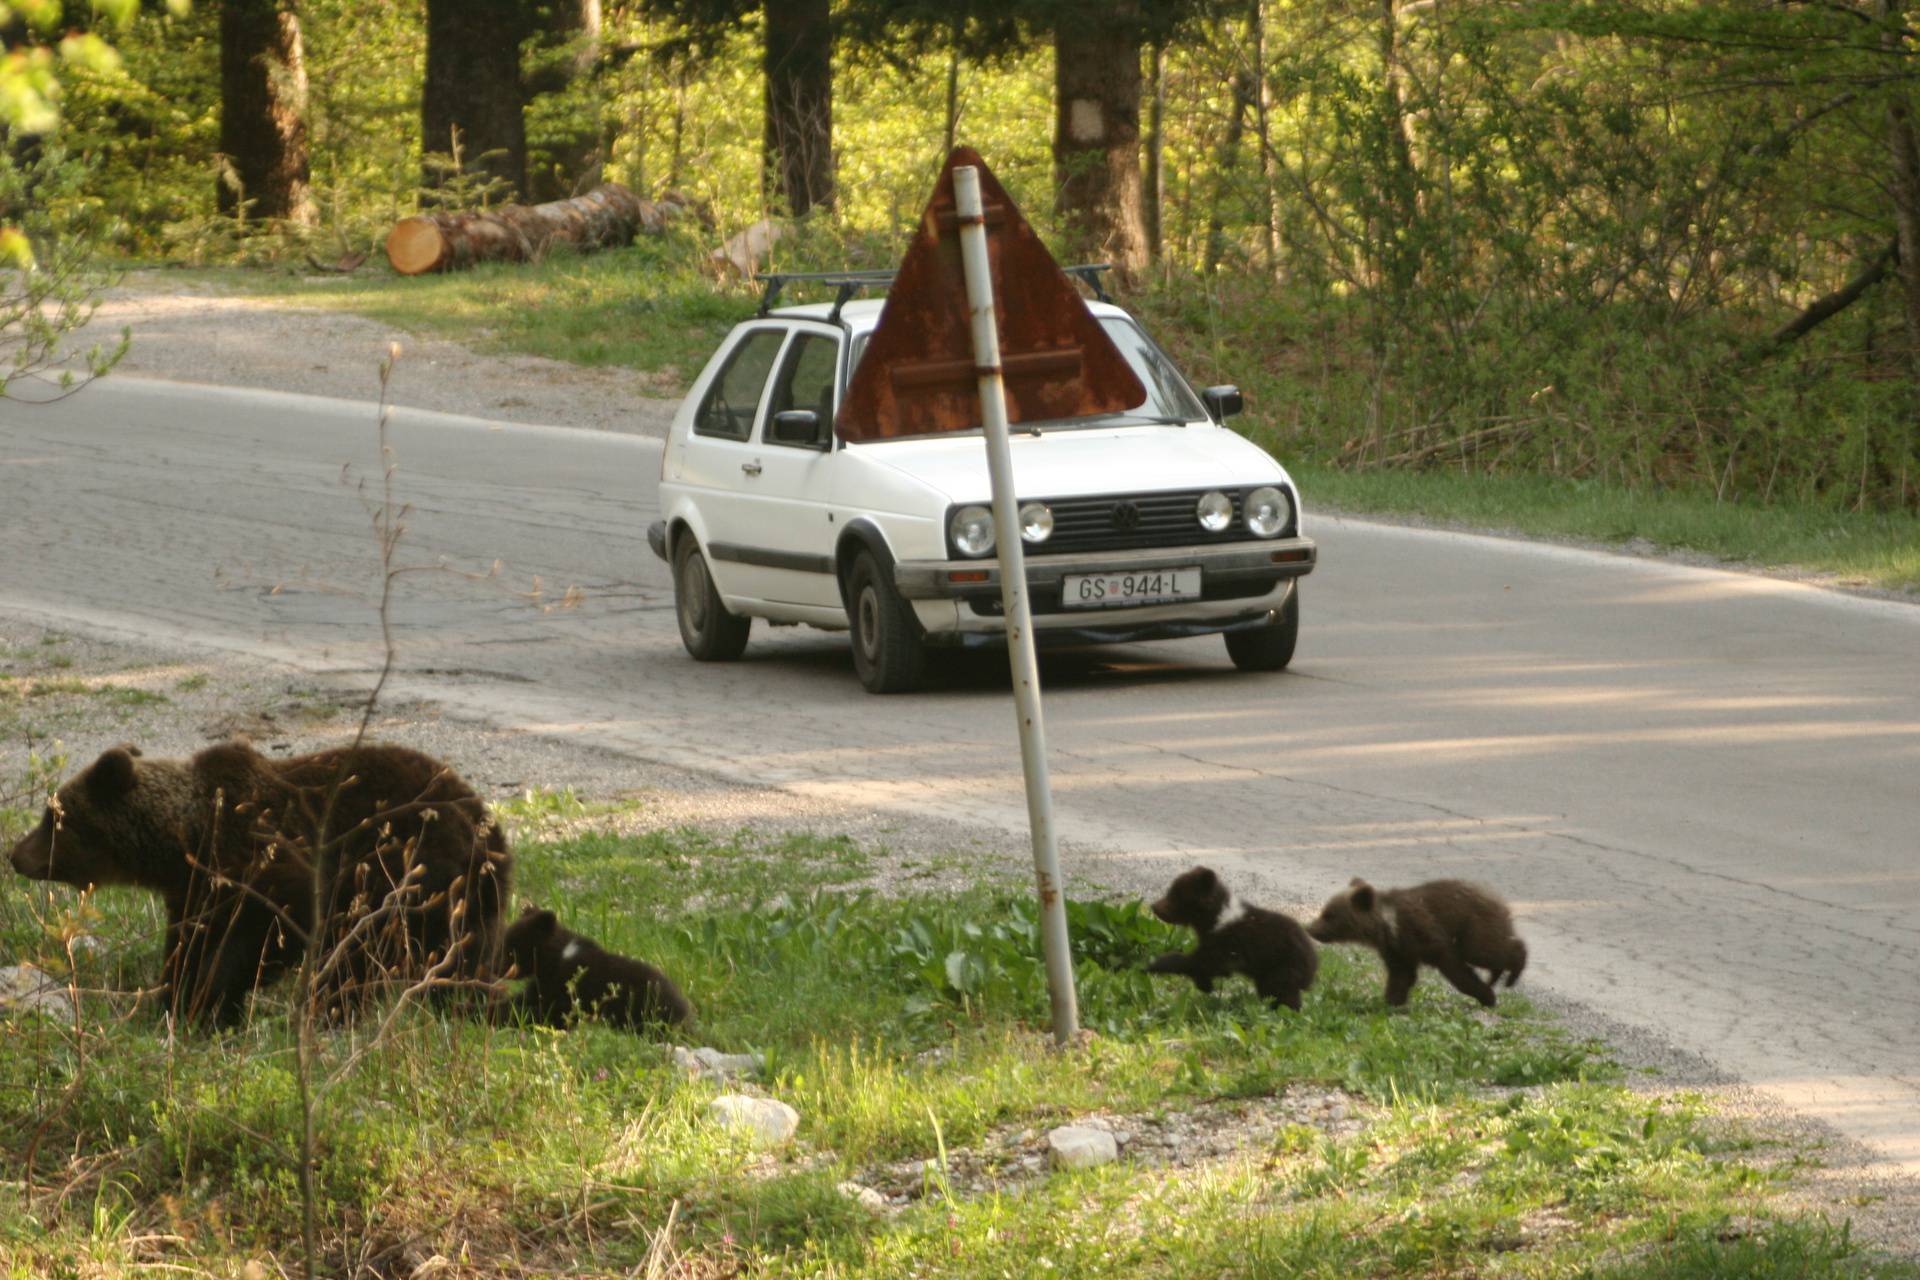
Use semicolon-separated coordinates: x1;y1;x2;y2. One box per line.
1062;566;1203;609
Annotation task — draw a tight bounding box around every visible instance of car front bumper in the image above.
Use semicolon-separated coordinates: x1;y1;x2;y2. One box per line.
893;536;1315;601
893;536;1315;643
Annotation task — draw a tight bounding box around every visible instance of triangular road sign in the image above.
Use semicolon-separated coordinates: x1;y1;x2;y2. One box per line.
836;147;1146;442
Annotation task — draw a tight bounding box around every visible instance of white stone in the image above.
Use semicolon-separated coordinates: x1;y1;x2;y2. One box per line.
836;1181;887;1212
1046;1124;1118;1170
0;964;73;1021
707;1094;799;1147
673;1045;764;1081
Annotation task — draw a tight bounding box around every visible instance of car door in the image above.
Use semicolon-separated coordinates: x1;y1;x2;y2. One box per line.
676;324;789;602
730;325;845;608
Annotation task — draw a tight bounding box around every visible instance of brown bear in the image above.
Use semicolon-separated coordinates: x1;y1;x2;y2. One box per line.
503;906;691;1031
1304;877;1526;1009
8;739;511;1027
1146;866;1319;1011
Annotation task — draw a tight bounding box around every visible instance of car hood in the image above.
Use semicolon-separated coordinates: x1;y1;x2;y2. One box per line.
847;424;1285;501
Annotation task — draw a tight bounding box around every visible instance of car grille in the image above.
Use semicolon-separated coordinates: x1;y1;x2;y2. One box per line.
946;487;1298;558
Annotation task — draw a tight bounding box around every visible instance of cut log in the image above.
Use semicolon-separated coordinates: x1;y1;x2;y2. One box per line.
386;183;690;275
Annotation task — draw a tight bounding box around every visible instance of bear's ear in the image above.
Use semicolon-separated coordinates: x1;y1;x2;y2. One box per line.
1191;866;1218;888
1350;883;1375;913
87;747;140;797
525;909;558;940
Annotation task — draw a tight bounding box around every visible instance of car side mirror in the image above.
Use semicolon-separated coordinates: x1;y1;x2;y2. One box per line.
1202;386;1243;422
770;409;826;449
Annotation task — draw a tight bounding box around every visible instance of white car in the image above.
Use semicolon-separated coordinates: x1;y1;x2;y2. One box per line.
647;279;1318;693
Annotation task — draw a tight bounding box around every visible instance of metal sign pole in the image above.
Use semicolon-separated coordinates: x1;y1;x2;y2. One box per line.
952;164;1080;1046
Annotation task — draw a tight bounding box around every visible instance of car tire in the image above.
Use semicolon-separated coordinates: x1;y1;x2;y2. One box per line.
674;535;750;662
1225;585;1300;672
848;551;928;694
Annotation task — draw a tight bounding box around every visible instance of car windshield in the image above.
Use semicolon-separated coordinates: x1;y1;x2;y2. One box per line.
844;316;1209;434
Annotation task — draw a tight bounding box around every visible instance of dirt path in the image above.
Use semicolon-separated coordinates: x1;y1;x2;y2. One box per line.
81;271;679;436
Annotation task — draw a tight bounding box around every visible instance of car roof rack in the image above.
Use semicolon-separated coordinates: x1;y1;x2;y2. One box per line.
755;262;1114;320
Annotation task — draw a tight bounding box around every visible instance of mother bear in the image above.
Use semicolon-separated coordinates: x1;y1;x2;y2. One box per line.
9;739;511;1027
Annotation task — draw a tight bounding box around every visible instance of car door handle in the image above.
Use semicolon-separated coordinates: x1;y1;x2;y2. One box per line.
741;460;762;477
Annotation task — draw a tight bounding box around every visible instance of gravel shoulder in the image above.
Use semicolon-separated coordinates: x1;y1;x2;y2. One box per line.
80;270;680;436
12;275;1920;1256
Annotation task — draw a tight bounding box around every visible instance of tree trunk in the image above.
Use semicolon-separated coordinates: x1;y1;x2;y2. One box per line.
1250;1;1280;275
1376;0;1421;293
423;0;530;201
386;182;680;275
944;49;961;157
764;0;833;216
527;0;605;202
218;0;312;224
1052;0;1148;276
1144;43;1164;262
1205;70;1254;273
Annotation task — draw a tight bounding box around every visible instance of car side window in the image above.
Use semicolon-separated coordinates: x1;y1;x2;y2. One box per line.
763;332;840;448
695;328;787;440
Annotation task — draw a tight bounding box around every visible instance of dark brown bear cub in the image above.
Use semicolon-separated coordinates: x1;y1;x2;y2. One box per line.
503;907;691;1031
9;740;511;1027
1145;866;1318;1011
1305;878;1526;1009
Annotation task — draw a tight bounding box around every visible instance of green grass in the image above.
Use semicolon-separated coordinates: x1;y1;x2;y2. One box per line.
2;824;1910;1278
1294;463;1920;594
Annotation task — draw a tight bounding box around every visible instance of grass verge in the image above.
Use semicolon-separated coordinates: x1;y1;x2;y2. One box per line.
1294;463;1920;594
3;810;1912;1278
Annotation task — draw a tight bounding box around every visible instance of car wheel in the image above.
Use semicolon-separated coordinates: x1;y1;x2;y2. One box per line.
1225;585;1300;672
674;535;750;661
847;551;928;694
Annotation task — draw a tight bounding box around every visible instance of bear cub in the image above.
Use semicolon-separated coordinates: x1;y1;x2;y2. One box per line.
1146;866;1318;1011
503;907;691;1031
1305;878;1526;1009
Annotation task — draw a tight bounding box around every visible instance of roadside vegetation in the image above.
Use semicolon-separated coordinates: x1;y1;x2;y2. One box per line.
0;665;1911;1278
5;815;1913;1279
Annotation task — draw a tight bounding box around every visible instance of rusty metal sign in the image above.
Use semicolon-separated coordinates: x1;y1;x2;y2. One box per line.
835;147;1146;442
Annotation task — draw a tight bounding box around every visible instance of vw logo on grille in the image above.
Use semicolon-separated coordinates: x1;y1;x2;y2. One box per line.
1110;500;1141;531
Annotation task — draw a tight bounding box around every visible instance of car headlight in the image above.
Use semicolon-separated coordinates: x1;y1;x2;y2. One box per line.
1245;485;1291;538
950;504;996;557
1195;490;1233;533
1019;501;1053;544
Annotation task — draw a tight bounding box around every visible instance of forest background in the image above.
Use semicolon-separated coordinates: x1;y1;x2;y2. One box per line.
8;0;1920;549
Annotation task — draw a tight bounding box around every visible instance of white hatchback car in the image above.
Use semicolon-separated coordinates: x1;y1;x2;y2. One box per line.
647;281;1318;693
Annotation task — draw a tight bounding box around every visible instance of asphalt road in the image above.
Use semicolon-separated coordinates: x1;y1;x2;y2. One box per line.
5;376;1919;1169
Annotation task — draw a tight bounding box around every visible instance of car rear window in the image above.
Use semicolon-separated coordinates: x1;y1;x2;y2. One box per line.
842;317;1206;432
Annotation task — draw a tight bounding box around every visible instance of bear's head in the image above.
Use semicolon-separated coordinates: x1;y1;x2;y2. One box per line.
9;745;193;892
1150;865;1231;931
503;905;560;973
1305;878;1384;945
